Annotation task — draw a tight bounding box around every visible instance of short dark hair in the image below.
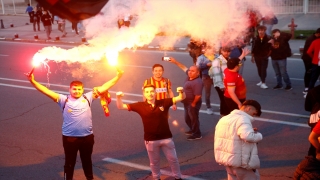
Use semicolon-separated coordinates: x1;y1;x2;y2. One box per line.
152;64;164;71
257;25;266;31
227;58;240;70
70;81;83;88
143;84;155;90
272;29;281;34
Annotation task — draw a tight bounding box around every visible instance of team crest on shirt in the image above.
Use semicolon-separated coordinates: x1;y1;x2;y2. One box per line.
159;106;164;111
68;109;72;113
82;99;87;103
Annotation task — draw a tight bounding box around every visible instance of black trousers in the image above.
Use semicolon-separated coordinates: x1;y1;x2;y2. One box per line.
214;87;229;116
224;96;246;115
63;134;94;180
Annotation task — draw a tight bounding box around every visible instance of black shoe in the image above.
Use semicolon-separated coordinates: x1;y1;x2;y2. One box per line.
285;86;292;91
273;85;283;90
184;130;192;136
187;135;202;141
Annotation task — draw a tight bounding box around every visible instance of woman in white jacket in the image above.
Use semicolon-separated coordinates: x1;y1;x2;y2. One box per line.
214;100;262;180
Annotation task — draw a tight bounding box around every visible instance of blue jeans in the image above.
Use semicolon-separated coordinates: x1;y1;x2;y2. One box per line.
202;76;213;108
183;103;201;136
272;59;291;87
308;64;320;90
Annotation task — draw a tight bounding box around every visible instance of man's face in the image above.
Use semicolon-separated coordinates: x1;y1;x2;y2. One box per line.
69;85;84;98
258;29;266;36
205;47;215;55
188;66;199;79
152;67;163;79
221;49;231;59
143;87;155;101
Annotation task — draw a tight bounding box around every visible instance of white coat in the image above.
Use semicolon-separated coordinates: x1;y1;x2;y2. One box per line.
214;109;263;169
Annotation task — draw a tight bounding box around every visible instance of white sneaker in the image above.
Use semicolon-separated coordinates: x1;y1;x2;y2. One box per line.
256;81;262;86
304;93;307;98
206;108;214;115
260;83;268;89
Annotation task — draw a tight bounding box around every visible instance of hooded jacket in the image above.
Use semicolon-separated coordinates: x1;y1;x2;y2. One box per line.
214;109;263;169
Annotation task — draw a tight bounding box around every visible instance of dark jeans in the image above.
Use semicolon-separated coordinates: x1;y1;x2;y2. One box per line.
72;22;79;34
308;64;320;90
183;103;201;136
33;20;40;31
224;96;246;115
302;58;313;88
254;57;269;83
202;76;213;108
308;123;317;157
63;134;95;180
214;87;228;115
272;59;291;87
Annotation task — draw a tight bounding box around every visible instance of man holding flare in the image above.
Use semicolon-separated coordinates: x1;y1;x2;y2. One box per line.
25;68;124;180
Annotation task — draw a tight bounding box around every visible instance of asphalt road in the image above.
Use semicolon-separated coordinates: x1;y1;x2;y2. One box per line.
0;41;312;180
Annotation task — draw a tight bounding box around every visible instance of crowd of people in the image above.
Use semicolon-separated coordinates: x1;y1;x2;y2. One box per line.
25;4;83;40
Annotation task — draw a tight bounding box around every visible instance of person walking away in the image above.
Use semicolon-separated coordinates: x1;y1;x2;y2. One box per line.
269;29;293;90
26;68;124;180
167;57;203;140
116;84;185;180
224;58;247;115
142;64;176;110
251;25;272;89
215;100;262;180
71;21;80;35
40;10;52;40
301;28;320;95
26;4;33;22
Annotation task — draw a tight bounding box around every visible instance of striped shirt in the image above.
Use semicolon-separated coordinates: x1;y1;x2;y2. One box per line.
143;77;172;100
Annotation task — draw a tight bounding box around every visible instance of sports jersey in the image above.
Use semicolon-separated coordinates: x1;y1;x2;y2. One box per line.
127;98;173;141
224;68;246;99
143;77;172;100
313;121;320;135
57;91;94;137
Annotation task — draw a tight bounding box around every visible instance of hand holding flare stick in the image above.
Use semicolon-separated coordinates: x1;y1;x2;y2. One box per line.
27;53;47;77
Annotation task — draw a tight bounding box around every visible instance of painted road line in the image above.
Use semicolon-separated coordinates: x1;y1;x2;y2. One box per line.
0;54;9;56
102;157;205;180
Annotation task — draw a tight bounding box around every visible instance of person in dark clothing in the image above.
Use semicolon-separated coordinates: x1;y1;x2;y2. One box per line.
32;7;42;31
188;38;206;65
116;84;185;180
41;10;52;40
71;21;79;35
269;29;292;90
251;25;272;89
305;84;320;156
301;28;320;95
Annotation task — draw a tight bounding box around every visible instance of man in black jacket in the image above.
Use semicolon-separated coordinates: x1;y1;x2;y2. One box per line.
301;28;320;95
269;29;292;90
251;25;272;89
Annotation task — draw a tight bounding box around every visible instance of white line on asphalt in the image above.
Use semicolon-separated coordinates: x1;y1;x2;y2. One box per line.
102;157;205;180
0;54;9;56
0;77;310;118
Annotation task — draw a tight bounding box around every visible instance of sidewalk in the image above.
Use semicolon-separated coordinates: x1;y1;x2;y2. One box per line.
0;14;317;57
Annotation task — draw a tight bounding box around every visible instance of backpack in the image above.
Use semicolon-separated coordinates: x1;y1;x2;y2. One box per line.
62;95;90;112
272;16;278;24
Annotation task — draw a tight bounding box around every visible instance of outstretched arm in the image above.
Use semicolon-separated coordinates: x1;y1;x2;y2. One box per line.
239;47;250;61
172;87;186;104
96;68;124;94
167;57;188;72
26;73;59;102
116;92;129;110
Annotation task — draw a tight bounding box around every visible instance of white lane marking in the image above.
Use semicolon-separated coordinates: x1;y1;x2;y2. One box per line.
102;157;205;180
0;54;9;56
0;77;310;118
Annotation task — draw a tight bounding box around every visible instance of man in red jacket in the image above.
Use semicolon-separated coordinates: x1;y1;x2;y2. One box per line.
307;37;320;91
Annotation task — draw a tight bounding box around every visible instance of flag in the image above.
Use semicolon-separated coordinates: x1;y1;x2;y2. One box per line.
36;0;109;22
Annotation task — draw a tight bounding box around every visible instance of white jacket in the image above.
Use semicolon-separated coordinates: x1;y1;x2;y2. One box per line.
214;109;263;169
